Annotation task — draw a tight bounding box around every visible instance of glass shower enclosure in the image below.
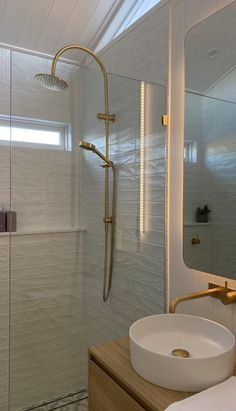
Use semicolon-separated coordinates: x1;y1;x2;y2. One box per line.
0;47;166;410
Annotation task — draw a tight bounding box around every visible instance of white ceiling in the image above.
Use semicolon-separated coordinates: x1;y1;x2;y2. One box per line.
0;0;123;56
0;0;162;62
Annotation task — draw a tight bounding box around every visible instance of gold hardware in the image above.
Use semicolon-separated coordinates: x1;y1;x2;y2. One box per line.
162;114;168;126
169;281;236;313
208;281;236;305
97;113;116;122
46;44;116;302
171;348;190;358
100;162;113;168
103;217;113;224
169;284;226;313
191;234;200;244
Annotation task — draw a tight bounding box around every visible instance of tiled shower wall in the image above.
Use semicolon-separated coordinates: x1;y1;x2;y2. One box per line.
0;50;86;410
0;45;167;409
0;47;11;411
78;68;166;347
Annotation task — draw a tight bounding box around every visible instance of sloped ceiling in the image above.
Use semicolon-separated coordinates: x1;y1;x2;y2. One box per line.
95;0;169;85
0;0;124;56
0;0;163;63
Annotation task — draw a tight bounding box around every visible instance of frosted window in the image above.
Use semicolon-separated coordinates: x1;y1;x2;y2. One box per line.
0;117;70;149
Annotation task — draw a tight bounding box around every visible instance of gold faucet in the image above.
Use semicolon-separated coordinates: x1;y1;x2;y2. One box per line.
169;282;236;313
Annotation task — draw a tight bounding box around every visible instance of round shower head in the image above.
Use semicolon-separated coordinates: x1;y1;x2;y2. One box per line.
35;73;68;91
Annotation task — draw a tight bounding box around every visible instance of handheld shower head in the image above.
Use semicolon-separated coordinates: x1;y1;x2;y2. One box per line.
35;73;68;91
79;141;96;151
79;140;113;166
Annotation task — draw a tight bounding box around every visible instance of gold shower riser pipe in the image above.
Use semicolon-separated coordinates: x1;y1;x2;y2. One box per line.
50;44;115;240
51;44;116;132
36;44;116;302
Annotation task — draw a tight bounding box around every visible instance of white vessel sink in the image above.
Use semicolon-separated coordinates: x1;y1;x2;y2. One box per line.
129;314;235;392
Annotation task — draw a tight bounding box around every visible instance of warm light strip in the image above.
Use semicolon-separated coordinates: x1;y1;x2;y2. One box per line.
140;81;145;234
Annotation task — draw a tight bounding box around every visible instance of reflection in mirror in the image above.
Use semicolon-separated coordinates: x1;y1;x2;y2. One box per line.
183;1;236;279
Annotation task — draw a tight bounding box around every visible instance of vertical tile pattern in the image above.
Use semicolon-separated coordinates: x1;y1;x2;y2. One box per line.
10;232;86;411
0;47;11;411
0;51;86;410
79;68;166;347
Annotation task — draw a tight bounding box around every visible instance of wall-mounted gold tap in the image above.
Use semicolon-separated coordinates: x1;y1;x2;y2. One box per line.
169;281;236;313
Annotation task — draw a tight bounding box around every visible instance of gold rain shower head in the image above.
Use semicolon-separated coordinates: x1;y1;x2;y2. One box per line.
35;73;68;91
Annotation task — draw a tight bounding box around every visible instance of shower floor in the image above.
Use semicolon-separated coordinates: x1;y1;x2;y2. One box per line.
30;399;88;411
24;390;88;411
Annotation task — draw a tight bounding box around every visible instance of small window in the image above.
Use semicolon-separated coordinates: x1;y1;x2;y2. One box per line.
184;141;197;163
0;116;71;150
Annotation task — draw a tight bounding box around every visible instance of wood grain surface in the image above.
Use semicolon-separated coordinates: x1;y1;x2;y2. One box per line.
89;337;195;411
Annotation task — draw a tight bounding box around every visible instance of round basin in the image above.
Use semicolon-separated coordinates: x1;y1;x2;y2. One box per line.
129;314;235;392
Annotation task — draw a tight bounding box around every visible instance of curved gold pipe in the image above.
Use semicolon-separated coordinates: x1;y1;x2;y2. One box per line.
169;285;225;313
49;44;116;302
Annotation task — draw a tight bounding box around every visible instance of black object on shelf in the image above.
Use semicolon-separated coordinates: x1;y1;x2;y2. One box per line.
0;209;6;232
196;205;211;223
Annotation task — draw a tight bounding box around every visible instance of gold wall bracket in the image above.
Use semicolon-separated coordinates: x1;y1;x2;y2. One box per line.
162;114;169;126
103;217;113;224
100;162;113;168
97;113;116;122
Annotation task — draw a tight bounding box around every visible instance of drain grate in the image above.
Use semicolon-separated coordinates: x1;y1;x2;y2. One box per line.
23;389;88;411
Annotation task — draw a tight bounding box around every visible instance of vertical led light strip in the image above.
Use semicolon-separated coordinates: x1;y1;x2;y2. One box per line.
140;81;145;235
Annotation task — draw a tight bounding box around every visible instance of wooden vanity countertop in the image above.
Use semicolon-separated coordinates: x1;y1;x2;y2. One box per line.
89;337;194;411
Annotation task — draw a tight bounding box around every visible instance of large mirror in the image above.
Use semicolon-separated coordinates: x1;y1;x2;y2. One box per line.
183;1;236;279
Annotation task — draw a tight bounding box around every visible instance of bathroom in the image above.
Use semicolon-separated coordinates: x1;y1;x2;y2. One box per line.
0;0;235;410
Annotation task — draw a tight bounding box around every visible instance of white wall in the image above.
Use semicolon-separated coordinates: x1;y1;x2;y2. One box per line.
168;0;236;332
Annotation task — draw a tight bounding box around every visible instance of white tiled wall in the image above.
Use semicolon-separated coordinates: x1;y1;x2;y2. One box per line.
0;44;167;410
0;50;86;410
78;68;166;347
2;0;234;407
168;0;236;329
0;47;11;411
9;231;86;410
